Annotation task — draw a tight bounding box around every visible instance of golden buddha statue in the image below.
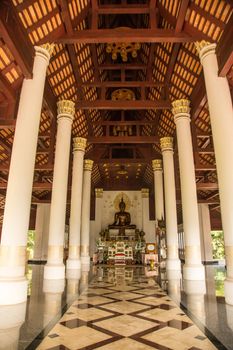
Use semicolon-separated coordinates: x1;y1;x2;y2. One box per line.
109;198;136;228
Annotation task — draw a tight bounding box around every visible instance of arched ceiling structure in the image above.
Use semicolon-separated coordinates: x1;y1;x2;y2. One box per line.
0;0;232;227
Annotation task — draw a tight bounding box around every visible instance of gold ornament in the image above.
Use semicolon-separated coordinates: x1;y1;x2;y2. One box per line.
73;137;87;152
111;88;135;101
152;159;163;171
106;28;141;62
172;99;190;116
95;188;103;198
195;41;216;62
40;43;55;56
141;188;149;198
84;159;94;171
57;100;75;119
160;137;173;151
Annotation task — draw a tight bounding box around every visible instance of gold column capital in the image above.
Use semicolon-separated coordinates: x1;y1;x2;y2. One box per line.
152;159;163;171
195;41;216;62
57;100;75;121
84;159;94;171
95;188;103;198
172;99;190;116
160;137;173;151
73;137;87;152
141;188;149;198
34;43;55;61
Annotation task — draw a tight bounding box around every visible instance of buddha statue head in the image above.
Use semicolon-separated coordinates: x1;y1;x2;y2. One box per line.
119;197;126;212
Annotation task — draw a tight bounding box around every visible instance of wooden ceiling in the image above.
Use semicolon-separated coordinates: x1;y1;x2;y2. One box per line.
0;0;233;227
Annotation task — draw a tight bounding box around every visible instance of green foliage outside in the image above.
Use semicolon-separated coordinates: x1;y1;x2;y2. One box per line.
214;268;225;297
27;230;35;260
211;231;225;259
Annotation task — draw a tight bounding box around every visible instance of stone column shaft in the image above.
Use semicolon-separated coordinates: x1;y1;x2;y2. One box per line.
196;41;233;304
160;137;181;272
172;99;205;281
44;100;75;280
80;160;93;265
0;44;53;305
33;204;51;261
67;137;87;271
152;160;164;221
141;188;150;233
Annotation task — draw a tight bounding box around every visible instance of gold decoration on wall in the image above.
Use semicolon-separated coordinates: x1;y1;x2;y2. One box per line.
106;28;141;62
113;125;133;136
84;159;94;171
160;137;173;151
73;137;87;152
114;192;131;211
111;88;135;101
152;159;163;171
172;99;190;116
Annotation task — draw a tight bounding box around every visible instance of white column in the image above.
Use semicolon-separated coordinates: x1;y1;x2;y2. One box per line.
95;188;104;233
0;44;53;305
160;137;181;273
198;204;213;263
44;100;75;280
80;159;94;266
196;41;233;304
141;188;150;232
33;204;51;261
90;188;103;257
152;159;164;222
172;99;205;281
66;137;87;271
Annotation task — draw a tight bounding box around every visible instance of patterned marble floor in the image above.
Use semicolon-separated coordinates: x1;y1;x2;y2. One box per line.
37;267;217;350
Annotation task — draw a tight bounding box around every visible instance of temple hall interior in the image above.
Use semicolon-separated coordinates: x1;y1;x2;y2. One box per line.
0;0;233;349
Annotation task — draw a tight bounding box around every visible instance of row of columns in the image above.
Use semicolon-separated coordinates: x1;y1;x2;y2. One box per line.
0;40;233;305
0;44;94;304
151;41;233;305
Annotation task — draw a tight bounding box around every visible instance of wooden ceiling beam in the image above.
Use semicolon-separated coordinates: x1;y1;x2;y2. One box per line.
175;0;190;32
77;100;170;110
98;4;150;15
81;81;165;88
93;120;159;126
55;29;204;44
0;119;16;129
87;136;159;144
0;1;33;79
98;64;146;70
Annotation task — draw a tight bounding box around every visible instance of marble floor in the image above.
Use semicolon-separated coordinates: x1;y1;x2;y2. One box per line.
0;264;232;350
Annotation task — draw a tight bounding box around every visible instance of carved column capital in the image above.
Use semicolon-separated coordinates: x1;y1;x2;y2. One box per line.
84;159;94;171
73;137;87;152
57;100;75;122
141;188;149;198
152;159;163;171
95;188;103;198
160;137;173;152
34;43;55;62
195;41;216;63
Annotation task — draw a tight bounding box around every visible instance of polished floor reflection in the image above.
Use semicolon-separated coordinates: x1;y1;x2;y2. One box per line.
0;264;232;350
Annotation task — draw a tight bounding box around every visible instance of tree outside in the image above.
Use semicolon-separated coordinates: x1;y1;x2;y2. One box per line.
211;231;225;259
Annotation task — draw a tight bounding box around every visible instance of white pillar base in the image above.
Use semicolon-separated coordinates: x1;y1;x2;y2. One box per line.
224;278;233;305
43;278;65;294
183;279;206;295
81;256;90;266
66;268;81;280
66;258;81;270
183;264;205;281
166;268;181;280
43;264;65;280
166;259;181;272
0;278;28;305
